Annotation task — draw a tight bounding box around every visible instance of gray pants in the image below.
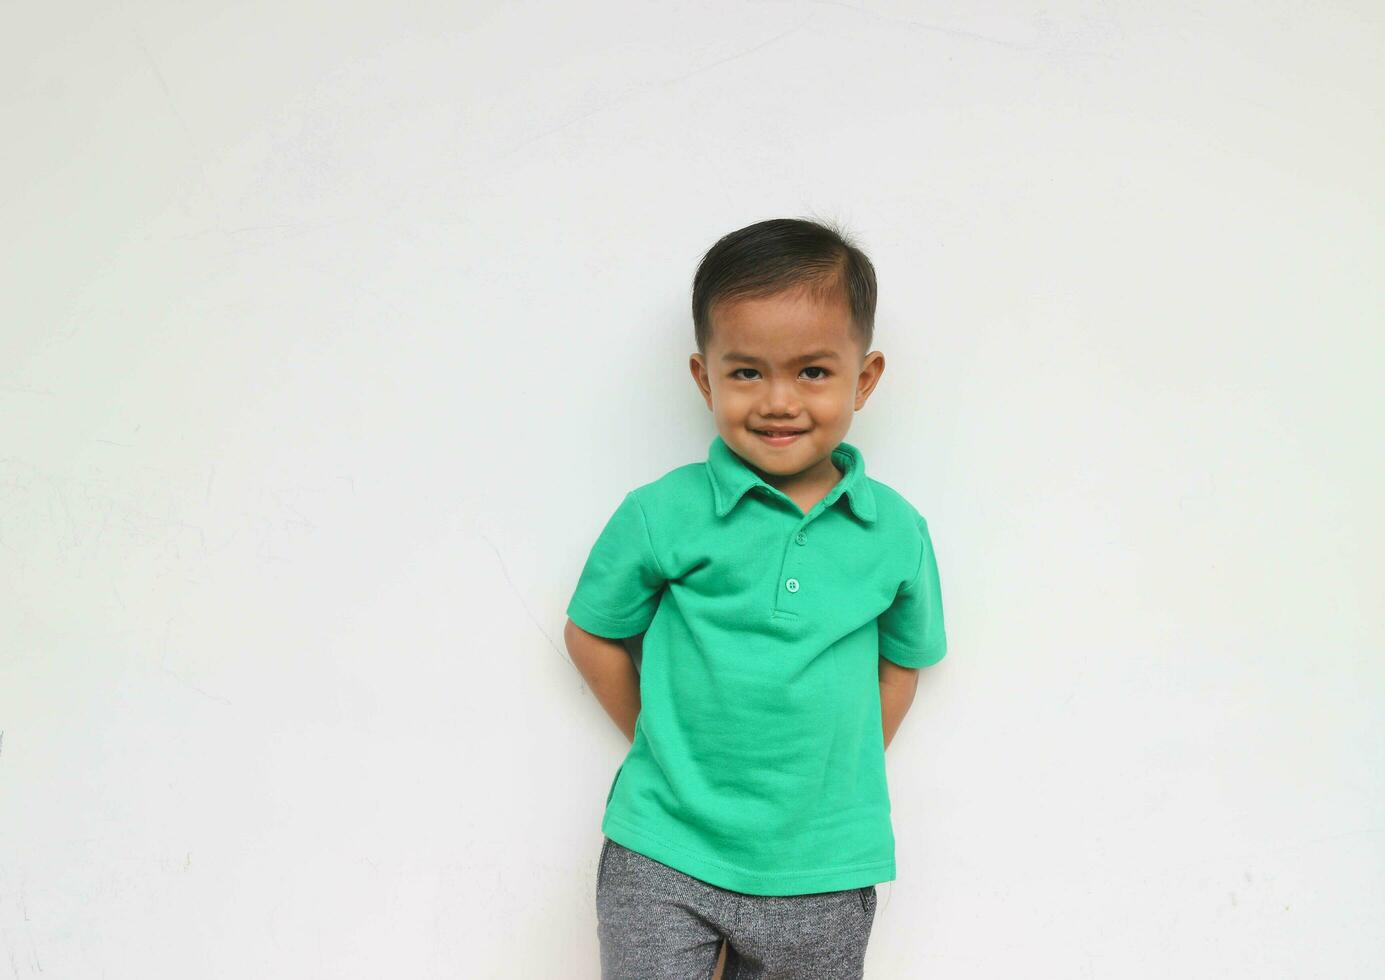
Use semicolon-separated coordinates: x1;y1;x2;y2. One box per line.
596;837;879;979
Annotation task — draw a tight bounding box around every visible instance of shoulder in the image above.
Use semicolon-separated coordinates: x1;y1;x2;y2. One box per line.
864;476;931;532
624;461;708;523
627;461;705;501
866;477;940;586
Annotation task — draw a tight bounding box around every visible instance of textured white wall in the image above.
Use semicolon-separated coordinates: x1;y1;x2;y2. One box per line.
2;2;1382;977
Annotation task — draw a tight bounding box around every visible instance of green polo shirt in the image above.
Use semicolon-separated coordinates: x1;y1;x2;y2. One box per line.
566;433;947;896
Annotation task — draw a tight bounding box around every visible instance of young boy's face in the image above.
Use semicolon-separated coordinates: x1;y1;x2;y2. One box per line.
690;285;885;488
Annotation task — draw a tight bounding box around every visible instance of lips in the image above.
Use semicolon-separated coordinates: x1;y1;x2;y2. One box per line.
753;428;807;446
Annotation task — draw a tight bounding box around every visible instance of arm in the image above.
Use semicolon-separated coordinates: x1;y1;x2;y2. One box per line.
565;618;642;743
879;657;920;750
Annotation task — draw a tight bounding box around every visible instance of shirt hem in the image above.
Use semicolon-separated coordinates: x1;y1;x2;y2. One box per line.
879;641;947;669
566;597;651;639
601;812;896;896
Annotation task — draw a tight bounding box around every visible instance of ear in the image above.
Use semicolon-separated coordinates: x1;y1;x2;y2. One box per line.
854;350;885;409
689;353;713;409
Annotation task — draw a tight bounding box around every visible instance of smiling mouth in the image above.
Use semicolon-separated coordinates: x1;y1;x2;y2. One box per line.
753;428;807;443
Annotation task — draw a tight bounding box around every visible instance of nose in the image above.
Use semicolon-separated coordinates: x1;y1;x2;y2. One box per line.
757;377;803;417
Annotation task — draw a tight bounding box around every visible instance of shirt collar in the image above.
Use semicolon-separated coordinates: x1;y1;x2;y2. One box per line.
706;432;878;523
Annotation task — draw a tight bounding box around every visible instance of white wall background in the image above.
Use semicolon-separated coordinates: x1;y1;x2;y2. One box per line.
3;2;1382;977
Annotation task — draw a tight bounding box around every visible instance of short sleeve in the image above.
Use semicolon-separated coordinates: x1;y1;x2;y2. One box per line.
877;515;948;668
566;490;668;639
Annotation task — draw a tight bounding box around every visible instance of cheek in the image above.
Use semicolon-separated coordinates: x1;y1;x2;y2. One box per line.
812;386;851;409
711;386;750;410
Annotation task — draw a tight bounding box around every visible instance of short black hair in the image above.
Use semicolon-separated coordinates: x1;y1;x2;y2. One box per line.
691;216;877;358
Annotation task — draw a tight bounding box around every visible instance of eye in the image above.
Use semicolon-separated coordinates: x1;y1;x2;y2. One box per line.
729;366;831;381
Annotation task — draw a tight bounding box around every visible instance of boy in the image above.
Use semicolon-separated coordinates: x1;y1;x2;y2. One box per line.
564;217;947;979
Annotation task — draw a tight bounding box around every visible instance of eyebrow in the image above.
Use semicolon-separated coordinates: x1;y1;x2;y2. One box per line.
721;349;841;364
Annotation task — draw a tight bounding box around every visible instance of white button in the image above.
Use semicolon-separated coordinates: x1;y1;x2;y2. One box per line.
785;578;799;593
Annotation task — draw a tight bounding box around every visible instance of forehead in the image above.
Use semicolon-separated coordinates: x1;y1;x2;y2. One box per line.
709;288;856;362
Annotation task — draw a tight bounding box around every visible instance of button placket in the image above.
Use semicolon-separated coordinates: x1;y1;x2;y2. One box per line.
779;517;814;607
774;517;806;615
